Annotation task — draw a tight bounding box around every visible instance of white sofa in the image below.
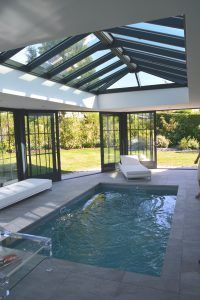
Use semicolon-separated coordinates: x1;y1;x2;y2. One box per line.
0;178;52;210
119;155;151;180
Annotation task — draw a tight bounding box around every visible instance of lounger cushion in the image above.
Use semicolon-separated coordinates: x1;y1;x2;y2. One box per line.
119;155;151;179
120;155;140;165
0;179;52;210
119;164;151;178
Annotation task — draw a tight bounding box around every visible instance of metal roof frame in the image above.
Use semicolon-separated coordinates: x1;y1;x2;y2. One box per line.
112;38;186;61
0;47;24;63
86;67;129;91
133;58;187;77
147;16;184;29
139;65;187;85
74;60;124;88
98;72;138;92
106;26;185;48
124;48;186;69
60;52;115;84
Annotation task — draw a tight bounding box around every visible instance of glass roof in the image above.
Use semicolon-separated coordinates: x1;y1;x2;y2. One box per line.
82;65;127;90
54;49;111;80
108;73;139;89
123;47;185;62
35;34;99;72
95;56;119;72
97;65;125;81
0;15;187;94
65;56;120;85
137;72;173;86
128;23;184;37
112;33;185;52
8;38;65;65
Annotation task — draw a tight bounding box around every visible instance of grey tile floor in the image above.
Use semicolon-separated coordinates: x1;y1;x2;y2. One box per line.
0;169;199;300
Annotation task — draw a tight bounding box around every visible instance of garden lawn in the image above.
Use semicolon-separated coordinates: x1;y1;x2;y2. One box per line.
60;148;197;172
60;148;101;172
157;150;197;168
1;149;197;179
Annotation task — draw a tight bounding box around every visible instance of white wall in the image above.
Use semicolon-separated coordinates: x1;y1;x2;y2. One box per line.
97;87;190;112
0;66;191;112
0;65;97;110
0;65;193;112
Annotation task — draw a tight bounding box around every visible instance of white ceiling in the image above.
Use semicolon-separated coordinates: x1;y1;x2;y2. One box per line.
0;0;199;108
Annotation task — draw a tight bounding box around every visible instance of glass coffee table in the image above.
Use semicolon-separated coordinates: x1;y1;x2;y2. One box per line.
0;229;52;298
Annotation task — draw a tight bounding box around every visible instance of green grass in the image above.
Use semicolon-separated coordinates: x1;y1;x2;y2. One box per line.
60;148;101;172
60;148;198;172
1;149;196;177
157;150;197;167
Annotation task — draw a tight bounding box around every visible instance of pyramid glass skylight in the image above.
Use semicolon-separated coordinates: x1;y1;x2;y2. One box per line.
0;15;187;94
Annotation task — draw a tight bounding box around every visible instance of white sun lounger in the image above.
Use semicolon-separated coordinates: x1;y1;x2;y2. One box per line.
0;178;52;210
119;155;151;180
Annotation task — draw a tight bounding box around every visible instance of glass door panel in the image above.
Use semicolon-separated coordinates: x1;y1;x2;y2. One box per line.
0;111;18;186
127;112;156;168
25;112;60;181
100;113;120;171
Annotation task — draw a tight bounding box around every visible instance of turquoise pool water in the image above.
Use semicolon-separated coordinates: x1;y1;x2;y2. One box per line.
29;184;177;276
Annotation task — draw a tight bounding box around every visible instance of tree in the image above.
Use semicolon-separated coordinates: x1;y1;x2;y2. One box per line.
80;113;100;148
59;112;99;150
156;110;200;146
26;46;37;63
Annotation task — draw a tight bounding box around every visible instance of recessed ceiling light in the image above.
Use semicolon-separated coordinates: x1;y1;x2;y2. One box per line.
19;74;37;81
42;80;55;87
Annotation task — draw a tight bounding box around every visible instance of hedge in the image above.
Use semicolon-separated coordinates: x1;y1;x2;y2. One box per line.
156;111;200;147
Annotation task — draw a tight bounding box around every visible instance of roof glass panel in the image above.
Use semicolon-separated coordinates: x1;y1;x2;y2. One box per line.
112;33;185;52
91;84;106;92
67;78;82;86
54;49;111;80
137;71;173;86
79;65;127;89
98;65;125;80
123;47;185;62
81;80;99;90
37;34;99;72
9;38;65;65
62;56;120;83
95;56;119;72
128;23;184;37
108;73;139;89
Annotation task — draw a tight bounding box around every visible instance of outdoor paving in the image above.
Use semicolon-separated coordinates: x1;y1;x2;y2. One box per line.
0;169;199;299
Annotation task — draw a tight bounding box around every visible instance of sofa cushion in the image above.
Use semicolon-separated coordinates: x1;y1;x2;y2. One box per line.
0;179;52;210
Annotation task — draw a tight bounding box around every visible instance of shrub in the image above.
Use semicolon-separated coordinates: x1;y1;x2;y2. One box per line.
178;137;189;150
156;135;170;148
130;138;146;151
59;112;100;150
187;138;199;149
178;137;199;150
